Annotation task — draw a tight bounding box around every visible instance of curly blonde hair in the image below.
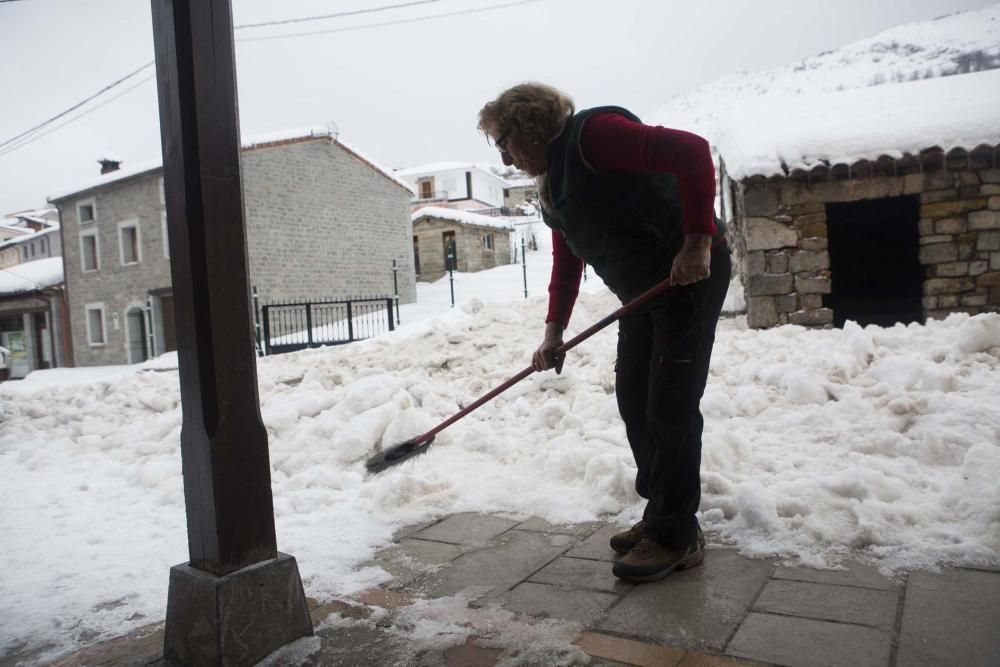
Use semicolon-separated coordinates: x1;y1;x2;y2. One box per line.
477;83;575;147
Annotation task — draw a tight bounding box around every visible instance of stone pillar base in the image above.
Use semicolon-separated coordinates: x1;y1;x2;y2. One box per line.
163;553;312;666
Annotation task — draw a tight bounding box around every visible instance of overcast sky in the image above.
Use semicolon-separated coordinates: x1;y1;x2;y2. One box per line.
0;0;994;215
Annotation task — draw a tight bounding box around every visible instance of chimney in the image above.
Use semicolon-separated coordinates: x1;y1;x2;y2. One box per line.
99;158;122;174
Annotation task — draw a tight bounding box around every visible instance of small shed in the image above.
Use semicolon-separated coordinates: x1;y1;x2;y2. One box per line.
411;206;514;281
718;68;1000;328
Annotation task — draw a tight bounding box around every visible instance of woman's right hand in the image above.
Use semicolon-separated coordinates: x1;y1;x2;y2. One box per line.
533;322;565;373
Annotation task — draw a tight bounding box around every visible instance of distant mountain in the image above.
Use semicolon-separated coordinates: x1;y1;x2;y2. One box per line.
650;5;1000;135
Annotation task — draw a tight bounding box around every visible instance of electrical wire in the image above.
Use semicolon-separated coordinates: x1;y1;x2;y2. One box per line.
0;0;542;158
237;0;540;43
234;0;448;30
0;75;157;158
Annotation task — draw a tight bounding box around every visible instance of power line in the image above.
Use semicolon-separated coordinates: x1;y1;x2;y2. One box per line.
0;61;154;152
235;0;448;30
237;0;541;43
0;75;156;158
0;0;542;158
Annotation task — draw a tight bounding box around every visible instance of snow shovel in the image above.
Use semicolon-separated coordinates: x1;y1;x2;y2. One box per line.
365;276;676;474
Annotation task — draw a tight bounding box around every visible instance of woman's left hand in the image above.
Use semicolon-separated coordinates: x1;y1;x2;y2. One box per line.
670;234;711;286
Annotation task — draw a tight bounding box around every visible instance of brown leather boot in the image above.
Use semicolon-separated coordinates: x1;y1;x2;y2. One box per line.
612;537;705;583
609;520;647;554
610;522;705;555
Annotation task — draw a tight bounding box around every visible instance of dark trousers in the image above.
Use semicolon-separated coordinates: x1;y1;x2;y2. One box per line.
615;245;731;548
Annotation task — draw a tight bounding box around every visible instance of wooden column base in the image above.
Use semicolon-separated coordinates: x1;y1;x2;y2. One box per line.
163;553;312;666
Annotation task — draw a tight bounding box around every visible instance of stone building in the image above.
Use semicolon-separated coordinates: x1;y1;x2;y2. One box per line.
0;258;68;379
411;206;514;282
716;69;1000;328
48;128;417;367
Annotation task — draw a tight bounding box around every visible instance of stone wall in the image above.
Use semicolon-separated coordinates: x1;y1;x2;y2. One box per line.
57;138;418;366
413;218;513;282
733;165;1000;328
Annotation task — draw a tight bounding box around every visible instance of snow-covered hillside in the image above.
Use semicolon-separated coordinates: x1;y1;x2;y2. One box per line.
650;5;1000;178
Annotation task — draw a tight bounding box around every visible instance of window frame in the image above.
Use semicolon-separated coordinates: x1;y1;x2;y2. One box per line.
161;211;170;259
85;302;107;347
79;228;100;273
77;197;97;225
117;219;142;266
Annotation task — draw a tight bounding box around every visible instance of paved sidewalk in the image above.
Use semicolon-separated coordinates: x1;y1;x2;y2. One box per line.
32;513;1000;666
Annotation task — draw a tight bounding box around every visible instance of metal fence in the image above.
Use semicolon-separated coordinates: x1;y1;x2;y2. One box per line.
259;296;395;355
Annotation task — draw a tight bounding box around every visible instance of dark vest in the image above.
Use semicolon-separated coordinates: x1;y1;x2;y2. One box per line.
541;106;688;300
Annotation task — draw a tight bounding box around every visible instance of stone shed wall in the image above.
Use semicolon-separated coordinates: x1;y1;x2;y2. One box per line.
732;164;1000;328
413;218;513;282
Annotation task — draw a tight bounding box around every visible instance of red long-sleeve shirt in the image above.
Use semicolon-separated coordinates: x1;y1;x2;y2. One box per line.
546;112;716;327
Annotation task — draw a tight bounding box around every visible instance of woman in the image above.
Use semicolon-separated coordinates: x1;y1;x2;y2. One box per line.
478;83;731;583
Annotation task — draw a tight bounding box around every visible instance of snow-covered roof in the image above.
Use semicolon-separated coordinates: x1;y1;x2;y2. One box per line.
49;127;412;201
0;223;60;250
395;161;507;180
649;5;1000;180
411;206;515;230
0;256;63;295
715;68;1000;180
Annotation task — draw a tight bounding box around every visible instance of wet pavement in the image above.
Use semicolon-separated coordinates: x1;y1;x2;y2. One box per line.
21;513;1000;666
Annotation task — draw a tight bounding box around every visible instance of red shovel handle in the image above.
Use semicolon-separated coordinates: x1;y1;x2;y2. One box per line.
408;277;674;446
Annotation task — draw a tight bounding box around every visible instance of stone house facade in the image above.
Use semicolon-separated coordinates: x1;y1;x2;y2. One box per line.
49;130;417;367
411;207;514;282
725;146;1000;329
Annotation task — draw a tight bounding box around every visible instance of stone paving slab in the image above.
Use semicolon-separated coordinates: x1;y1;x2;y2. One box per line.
727;612;891;667
514;517;602;537
502;581;620;625
414;529;566;602
409;512;519;546
772;562;897;591
897;568;1000;667
528;555;635;595
566;523;625;561
753;578;898;629
370;537;468;589
599;549;773;653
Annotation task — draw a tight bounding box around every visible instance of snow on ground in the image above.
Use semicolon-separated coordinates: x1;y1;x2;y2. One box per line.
1;219;999;661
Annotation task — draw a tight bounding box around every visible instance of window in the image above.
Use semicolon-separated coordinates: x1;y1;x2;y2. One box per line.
161;211;170;259
22;247;28;261
419;178;434;199
85;303;106;346
30;243;35;257
80;230;99;272
77;198;96;225
118;220;141;265
482;234;494;250
40;238;47;254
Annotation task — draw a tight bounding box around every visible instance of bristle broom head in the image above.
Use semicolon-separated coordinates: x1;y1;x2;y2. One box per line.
365;435;436;474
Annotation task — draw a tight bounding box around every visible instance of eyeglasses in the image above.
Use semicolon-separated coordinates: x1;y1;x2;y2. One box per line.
494;130;511;154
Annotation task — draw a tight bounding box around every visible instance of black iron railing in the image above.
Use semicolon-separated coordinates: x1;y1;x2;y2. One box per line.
260;296;395;355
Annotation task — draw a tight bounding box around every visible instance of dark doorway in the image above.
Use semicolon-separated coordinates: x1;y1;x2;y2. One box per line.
161;294;177;352
824;195;924;327
442;231;456;270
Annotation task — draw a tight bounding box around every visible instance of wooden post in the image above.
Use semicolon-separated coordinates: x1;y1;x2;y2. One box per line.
151;0;311;663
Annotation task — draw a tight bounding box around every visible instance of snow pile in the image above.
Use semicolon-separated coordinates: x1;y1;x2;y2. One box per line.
0;256;63;294
650;5;1000;178
2;285;999;660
